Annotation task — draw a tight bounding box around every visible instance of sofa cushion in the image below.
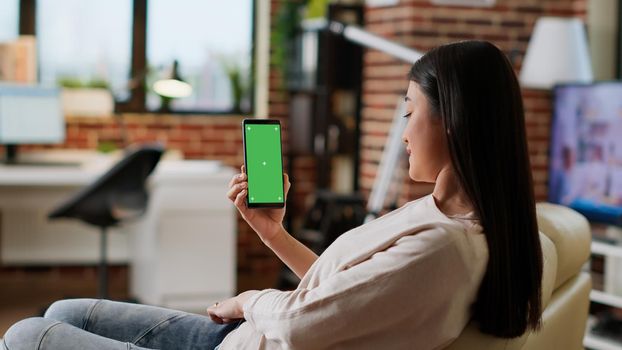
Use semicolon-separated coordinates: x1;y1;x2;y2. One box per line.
523;273;591;350
539;232;558;309
536;203;591;289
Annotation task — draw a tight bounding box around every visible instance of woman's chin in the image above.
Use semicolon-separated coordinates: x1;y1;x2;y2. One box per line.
408;169;420;182
408;169;434;183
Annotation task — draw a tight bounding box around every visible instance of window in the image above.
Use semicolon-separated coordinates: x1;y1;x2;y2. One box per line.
146;0;254;113
36;0;132;97
0;0;19;42
19;0;256;114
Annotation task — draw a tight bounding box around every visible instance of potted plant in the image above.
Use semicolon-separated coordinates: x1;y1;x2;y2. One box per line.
223;60;252;114
59;77;115;117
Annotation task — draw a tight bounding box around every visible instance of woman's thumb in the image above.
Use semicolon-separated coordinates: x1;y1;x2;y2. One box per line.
283;173;291;196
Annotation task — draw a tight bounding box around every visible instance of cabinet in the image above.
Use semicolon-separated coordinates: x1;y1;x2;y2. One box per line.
129;161;236;312
0;151;236;313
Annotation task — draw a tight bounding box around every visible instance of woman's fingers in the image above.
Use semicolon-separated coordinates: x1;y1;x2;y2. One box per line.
209;315;234;324
228;171;246;188
228;165;246;189
227;166;247;202
227;181;247;202
209;314;223;324
234;188;247;208
229;167;289;209
226;165;250;215
206;306;223;324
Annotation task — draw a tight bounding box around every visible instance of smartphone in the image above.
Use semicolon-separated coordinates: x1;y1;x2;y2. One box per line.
242;119;285;208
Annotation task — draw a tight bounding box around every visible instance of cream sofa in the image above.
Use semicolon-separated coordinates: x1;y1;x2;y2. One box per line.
447;203;592;350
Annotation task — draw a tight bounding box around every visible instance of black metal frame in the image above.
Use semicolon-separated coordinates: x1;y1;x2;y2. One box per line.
286;4;364;193
17;0;256;115
617;0;622;79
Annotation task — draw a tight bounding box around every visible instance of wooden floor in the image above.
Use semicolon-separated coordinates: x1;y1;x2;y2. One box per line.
0;265;280;336
0;266;129;335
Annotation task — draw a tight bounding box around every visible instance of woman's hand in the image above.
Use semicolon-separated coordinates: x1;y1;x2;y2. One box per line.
206;290;260;324
227;165;291;243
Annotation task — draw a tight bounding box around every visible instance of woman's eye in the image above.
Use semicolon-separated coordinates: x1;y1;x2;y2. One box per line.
402;112;412;119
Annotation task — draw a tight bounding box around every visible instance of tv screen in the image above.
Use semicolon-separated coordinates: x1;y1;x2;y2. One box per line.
549;82;622;226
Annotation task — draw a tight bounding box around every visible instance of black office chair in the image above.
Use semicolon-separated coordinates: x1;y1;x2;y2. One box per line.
49;144;164;298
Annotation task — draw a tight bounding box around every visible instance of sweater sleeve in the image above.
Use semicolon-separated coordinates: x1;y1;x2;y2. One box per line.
242;227;472;349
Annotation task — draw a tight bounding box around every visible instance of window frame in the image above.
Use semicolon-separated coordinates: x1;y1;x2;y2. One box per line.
18;0;257;115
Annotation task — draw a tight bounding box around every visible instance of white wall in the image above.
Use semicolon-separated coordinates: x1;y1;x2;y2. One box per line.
254;1;271;118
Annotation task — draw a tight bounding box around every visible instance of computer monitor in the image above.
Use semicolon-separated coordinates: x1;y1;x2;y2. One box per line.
548;82;622;226
0;84;65;164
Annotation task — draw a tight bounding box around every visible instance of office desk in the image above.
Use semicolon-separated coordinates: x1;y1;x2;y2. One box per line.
0;150;236;311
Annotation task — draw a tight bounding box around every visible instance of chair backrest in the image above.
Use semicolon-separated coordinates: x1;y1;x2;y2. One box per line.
49;144;164;227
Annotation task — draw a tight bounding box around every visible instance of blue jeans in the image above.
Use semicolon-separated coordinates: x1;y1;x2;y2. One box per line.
1;299;244;350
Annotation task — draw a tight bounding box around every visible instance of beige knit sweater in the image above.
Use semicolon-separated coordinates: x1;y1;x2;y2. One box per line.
219;194;488;349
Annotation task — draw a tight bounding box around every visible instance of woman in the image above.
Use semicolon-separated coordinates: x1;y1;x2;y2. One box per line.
2;40;542;349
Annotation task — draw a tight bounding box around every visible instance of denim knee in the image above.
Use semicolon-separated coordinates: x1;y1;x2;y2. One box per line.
3;317;61;350
44;299;99;328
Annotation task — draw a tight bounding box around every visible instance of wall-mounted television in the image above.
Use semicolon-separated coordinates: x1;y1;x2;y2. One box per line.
548;82;622;226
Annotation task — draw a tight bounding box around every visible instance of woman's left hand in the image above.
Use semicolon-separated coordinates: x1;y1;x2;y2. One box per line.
206;290;260;324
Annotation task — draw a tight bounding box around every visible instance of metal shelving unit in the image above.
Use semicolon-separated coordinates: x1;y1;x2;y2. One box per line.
585;228;622;350
585;316;622;350
591;290;622;309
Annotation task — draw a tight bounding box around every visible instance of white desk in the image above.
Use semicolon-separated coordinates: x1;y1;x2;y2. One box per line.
0;150;236;312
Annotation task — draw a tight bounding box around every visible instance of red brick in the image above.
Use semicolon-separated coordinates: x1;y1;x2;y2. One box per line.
466;18;494;26
431;16;459;24
515;5;544;14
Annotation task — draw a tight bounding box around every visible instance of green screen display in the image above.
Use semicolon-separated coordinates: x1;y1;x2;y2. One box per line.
244;122;284;204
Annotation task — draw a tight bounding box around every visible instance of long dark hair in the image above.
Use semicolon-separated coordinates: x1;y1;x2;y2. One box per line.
409;41;543;337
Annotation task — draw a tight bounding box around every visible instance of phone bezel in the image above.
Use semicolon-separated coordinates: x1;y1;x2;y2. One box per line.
242;118;285;208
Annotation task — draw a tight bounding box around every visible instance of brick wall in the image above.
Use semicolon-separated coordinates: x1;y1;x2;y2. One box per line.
360;0;588;206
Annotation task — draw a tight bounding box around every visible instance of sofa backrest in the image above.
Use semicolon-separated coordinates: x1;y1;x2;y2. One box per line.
446;203;591;350
535;203;591;289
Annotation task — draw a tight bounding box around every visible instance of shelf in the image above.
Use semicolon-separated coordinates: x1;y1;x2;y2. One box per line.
585;316;622;350
585;334;622;350
591;290;622;309
586;226;622;350
592;241;622;259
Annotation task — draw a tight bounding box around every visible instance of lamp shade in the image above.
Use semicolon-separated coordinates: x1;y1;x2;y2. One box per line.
153;79;192;99
519;17;593;89
152;60;193;99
